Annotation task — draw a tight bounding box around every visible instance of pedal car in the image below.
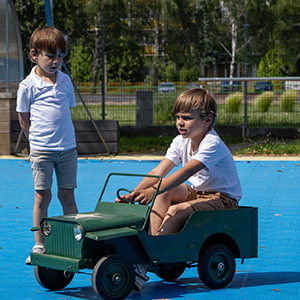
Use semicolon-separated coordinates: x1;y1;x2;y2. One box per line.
30;173;258;300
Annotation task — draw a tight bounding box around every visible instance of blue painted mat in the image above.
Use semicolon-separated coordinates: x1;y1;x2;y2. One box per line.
0;158;300;300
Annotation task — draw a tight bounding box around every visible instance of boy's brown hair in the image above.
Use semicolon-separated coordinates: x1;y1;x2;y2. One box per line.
173;88;217;129
29;26;67;59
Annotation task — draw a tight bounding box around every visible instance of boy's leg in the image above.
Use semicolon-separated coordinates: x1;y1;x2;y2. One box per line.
149;183;189;235
33;189;52;244
156;202;194;235
30;151;55;245
58;188;78;214
55;149;78;215
157;192;238;236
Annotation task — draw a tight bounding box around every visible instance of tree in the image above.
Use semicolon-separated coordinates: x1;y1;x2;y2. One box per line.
69;38;93;82
257;48;283;77
272;0;300;75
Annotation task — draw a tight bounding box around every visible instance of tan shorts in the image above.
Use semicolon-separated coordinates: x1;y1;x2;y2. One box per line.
30;148;77;190
186;184;238;211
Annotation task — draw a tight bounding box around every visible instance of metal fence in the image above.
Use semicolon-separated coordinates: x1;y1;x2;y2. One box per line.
71;78;300;132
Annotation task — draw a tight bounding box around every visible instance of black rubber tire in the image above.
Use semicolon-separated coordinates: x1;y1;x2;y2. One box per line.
198;244;235;289
156;263;186;281
92;255;135;300
34;266;74;291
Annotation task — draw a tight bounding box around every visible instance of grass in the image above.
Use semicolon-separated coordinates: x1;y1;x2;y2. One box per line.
118;135;300;156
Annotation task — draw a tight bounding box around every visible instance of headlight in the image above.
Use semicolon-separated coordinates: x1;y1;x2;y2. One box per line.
42;220;52;236
74;225;83;241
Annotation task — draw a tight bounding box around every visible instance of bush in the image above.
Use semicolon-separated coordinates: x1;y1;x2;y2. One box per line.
225;92;243;113
280;90;298;112
254;91;274;112
154;94;177;124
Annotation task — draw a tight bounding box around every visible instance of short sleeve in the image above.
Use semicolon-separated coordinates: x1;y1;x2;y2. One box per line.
67;76;76;108
16;82;31;113
165;135;183;166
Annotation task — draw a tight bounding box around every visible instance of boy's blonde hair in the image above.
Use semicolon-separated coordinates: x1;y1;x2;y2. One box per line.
29;26;67;60
173;88;217;129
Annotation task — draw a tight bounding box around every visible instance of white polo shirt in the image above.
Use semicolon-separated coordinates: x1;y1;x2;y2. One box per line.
165;129;242;201
16;66;76;151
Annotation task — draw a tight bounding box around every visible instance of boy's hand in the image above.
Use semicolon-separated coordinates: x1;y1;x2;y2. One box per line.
134;187;156;205
115;190;140;203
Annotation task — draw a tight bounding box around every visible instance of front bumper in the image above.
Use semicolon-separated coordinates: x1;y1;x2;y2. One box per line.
30;253;90;273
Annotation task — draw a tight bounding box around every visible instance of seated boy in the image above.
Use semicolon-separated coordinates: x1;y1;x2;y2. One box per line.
116;88;242;290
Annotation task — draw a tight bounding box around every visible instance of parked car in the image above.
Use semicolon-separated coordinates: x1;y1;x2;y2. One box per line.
30;173;258;300
220;81;241;93
186;82;202;89
254;81;273;92
158;82;176;93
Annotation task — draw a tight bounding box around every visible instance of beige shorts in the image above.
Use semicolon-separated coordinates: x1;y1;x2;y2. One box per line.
186;184;238;211
30;148;77;190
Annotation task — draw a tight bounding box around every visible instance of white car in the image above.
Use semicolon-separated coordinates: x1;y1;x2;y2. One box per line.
158;82;176;93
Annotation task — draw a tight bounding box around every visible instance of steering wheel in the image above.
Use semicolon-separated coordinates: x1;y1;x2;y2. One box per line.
117;188;135;204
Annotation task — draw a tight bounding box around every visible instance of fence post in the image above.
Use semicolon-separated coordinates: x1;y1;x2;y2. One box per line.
243;82;248;138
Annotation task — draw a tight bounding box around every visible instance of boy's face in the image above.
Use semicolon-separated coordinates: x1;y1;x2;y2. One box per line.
175;110;212;140
30;49;64;79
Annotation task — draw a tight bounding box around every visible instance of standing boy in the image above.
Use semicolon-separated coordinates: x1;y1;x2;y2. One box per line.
16;26;78;264
116;88;242;291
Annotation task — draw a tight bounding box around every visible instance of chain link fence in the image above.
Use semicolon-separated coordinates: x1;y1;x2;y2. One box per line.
71;78;300;130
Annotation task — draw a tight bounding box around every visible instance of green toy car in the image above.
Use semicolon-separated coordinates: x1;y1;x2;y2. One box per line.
30;173;258;300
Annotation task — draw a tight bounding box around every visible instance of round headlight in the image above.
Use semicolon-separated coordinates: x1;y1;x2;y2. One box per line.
74;225;83;241
42;220;52;236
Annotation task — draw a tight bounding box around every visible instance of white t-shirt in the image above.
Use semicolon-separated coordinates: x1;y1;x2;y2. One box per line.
16;66;76;151
165;129;242;201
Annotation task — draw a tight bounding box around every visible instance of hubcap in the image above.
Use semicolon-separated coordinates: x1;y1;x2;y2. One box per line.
112;273;122;284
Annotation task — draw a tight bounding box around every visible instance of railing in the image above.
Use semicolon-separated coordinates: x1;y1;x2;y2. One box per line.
71;78;300;134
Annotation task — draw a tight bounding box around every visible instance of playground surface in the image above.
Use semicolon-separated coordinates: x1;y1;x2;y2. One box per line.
0;156;299;300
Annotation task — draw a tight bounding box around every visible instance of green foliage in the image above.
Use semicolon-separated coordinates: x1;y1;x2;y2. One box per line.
257;48;283;77
154;94;177;124
254;91;274;112
165;62;178;82
69;38;93;82
179;65;200;82
225;92;243;113
107;36;145;82
280;90;298;112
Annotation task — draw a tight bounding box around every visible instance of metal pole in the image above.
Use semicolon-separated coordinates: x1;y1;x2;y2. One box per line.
101;13;105;120
44;0;54;26
243;10;248;138
6;0;9;92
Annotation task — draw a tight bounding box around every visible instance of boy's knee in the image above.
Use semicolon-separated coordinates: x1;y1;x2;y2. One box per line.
167;205;181;217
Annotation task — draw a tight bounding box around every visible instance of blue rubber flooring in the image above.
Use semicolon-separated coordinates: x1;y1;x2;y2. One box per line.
0;158;300;300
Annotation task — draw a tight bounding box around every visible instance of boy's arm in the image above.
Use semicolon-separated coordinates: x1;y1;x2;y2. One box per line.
18;112;30;139
155;159;205;194
134;159;205;204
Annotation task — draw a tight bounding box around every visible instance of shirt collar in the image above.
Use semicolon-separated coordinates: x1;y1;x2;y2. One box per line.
30;66;63;88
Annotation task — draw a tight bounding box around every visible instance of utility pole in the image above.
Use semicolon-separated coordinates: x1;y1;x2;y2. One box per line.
243;10;248;138
101;13;105;120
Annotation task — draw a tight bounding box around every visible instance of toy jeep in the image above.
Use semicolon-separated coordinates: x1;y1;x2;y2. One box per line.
30;173;258;300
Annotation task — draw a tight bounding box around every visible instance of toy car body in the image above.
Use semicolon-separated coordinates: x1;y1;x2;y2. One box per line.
30;173;258;300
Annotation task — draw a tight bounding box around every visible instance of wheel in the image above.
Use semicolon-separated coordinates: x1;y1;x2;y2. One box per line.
198;244;235;289
92;255;135;300
34;266;74;291
156;263;186;281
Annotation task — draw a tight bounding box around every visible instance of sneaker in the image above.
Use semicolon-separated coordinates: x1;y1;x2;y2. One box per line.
25;243;45;265
133;264;149;292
